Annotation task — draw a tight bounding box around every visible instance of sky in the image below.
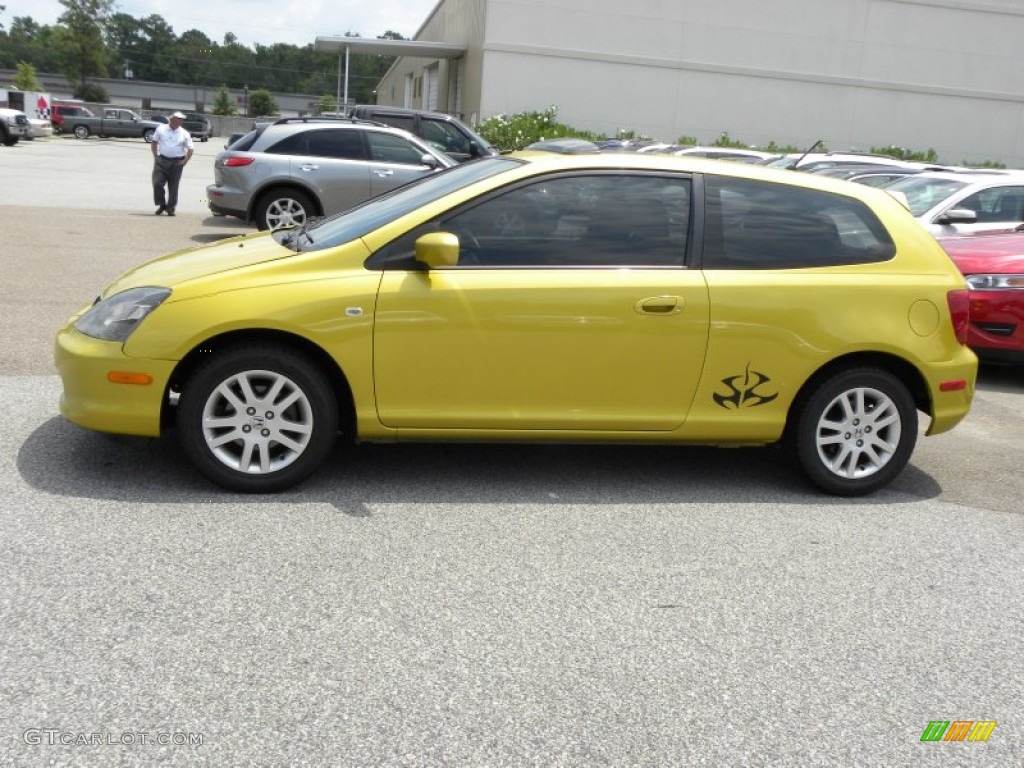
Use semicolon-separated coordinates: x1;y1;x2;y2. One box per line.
5;0;441;47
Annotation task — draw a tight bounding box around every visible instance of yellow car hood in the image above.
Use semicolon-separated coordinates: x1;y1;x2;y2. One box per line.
102;233;294;297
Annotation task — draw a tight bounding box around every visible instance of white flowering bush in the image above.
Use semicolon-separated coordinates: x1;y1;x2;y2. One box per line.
475;106;604;151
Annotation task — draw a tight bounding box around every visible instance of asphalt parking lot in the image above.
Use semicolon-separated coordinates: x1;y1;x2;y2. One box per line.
1;135;1022;766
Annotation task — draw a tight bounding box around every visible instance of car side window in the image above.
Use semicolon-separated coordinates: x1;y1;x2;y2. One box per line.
264;132;308;155
305;129;366;160
372;174;691;269
703;176;896;269
421;119;470;155
367;132;429;165
955;185;1024;223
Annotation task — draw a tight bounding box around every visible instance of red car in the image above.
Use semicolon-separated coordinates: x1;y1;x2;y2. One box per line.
938;233;1024;363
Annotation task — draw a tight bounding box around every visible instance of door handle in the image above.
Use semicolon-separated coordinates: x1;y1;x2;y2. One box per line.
635;296;683;314
299;164;319;172
373;168;395;178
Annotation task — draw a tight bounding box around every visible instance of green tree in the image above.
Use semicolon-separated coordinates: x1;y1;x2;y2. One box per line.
55;0;114;91
13;61;42;90
211;84;237;116
317;94;338;115
248;88;278;117
75;82;108;102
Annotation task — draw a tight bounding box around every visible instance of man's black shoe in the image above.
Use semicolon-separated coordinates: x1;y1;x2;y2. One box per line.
166;209;176;216
155;205;165;215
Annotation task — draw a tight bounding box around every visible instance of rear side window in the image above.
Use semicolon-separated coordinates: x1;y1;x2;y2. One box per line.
264;129;367;160
372;114;415;133
702;176;896;269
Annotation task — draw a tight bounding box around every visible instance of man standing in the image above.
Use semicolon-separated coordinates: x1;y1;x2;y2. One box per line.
150;111;194;216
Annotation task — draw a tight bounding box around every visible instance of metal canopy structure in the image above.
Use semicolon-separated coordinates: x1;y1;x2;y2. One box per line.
314;36;468;110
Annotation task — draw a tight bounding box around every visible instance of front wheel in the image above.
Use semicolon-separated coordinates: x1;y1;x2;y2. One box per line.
255;189;314;231
178;345;339;492
794;368;917;496
73;125;90;139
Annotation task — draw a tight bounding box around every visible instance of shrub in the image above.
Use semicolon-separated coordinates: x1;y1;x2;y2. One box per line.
475;106;603;151
870;145;938;163
74;82;108;103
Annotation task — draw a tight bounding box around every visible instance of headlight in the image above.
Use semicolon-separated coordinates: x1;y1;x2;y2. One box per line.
75;287;171;341
965;274;1024;290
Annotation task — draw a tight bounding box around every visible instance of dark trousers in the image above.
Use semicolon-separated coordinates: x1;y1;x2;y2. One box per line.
152;155;185;210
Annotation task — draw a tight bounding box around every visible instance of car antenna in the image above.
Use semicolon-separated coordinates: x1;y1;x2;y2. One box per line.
794;139;824;168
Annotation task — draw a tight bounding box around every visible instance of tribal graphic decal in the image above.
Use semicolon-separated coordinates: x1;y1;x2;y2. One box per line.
713;362;779;409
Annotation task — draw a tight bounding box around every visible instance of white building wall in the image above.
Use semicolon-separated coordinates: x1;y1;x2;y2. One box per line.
386;0;1024;166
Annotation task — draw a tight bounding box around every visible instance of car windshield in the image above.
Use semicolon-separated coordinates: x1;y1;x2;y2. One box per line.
883;176;970;216
279;157;521;252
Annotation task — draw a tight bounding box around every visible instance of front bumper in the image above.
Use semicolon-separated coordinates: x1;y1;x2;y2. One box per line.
55;326;176;437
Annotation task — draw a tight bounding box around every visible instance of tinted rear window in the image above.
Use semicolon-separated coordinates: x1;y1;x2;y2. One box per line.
703;176;896;269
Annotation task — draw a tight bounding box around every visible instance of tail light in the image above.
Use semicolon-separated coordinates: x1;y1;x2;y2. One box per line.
947;289;970;345
222;156;255;167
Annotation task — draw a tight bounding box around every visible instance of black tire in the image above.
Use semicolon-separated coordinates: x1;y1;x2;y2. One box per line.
1;125;18;146
254;189;315;231
178;345;339;492
73;125;90;139
143;128;156;143
794;368;917;496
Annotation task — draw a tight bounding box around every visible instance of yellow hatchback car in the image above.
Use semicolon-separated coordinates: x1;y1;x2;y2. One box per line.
55;149;977;495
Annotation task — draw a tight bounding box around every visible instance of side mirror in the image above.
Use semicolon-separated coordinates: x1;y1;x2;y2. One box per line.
935;208;978;225
469;141;482;158
414;232;460;269
420;154;439;169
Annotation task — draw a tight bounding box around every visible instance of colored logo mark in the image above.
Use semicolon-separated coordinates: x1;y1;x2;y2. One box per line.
920;720;997;742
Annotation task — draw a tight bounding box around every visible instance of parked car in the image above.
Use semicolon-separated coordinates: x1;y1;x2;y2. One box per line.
762;151;940;173
65;107;161;142
50;103;92;134
206;116;457;230
57;151;977;495
883;170;1024;235
349;105;499;162
668;146;778;163
937;232;1024;363
0;107;31;145
25;118;54;139
182;112;211;141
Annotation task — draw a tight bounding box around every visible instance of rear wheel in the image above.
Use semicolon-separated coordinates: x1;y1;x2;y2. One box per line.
73;125;90;139
178;345;339;492
143;128;156;143
255;189;314;231
795;368;917;496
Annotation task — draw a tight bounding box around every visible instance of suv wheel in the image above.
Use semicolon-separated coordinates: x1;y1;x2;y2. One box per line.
143;128;156;143
73;125;90;139
794;368;917;496
255;189;314;231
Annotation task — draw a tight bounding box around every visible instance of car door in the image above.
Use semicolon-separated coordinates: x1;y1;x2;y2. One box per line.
366;131;443;198
279;128;372;213
371;173;710;432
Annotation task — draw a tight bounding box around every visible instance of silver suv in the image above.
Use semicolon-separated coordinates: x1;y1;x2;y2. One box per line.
207;117;457;230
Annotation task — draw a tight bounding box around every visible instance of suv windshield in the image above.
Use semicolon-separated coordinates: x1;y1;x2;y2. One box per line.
884;176;969;216
277;158;520;252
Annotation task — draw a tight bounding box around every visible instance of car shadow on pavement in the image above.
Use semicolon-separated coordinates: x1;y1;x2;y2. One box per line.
17;416;942;514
